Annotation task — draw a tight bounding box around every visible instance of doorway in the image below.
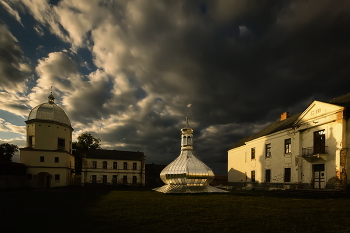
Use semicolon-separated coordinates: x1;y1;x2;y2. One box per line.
313;164;325;189
37;172;51;189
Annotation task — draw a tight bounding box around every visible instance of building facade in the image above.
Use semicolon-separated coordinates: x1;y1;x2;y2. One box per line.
20;94;75;188
81;149;145;186
228;93;350;190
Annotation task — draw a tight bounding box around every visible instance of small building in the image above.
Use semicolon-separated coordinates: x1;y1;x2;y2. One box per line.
20;94;75;188
145;163;166;187
81;149;145;186
0;162;26;189
228;93;350;190
210;175;228;187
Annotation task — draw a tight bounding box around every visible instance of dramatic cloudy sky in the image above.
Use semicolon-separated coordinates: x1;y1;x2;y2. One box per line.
1;0;350;174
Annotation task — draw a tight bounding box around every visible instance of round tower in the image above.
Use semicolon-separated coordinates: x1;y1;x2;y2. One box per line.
20;93;75;188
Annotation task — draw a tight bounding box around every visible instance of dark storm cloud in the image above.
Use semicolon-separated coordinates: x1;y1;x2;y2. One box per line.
2;0;350;174
0;23;31;92
104;0;350;166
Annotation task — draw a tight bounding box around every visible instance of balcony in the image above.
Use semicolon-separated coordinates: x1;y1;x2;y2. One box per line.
302;146;328;161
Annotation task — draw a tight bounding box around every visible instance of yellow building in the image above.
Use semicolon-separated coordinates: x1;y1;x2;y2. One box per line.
20;94;74;188
81;149;146;186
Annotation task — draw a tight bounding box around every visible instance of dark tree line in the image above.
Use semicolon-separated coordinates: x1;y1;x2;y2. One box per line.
0;143;19;162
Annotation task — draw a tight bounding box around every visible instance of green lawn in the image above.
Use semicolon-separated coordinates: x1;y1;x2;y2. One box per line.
1;187;350;233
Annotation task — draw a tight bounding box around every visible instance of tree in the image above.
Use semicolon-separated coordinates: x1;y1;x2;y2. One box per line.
73;132;101;175
0;143;19;162
76;132;101;151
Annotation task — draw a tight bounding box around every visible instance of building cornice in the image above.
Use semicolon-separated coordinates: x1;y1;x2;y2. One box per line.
20;147;72;155
25;119;74;131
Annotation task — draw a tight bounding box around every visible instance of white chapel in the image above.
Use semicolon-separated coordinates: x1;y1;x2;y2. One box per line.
20;94;75;188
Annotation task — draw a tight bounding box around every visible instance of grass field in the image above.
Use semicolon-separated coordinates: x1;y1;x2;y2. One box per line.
1;187;350;233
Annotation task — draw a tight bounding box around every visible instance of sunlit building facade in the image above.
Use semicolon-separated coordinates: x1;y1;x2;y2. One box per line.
228;93;350;190
154;118;228;193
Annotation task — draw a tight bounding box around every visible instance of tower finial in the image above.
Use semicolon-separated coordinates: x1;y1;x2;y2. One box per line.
186;117;189;128
48;87;55;104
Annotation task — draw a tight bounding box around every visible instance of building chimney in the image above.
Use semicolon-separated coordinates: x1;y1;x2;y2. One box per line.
280;112;289;121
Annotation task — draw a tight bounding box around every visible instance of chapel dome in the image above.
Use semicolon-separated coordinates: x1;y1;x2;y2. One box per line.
27;94;71;126
153;117;227;193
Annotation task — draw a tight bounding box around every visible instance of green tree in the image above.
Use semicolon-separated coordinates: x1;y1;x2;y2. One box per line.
0;143;19;162
73;132;101;175
76;132;101;150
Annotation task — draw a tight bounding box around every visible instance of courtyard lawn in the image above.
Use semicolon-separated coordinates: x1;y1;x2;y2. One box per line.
1;187;350;233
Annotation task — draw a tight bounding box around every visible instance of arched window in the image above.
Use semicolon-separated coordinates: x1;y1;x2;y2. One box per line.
182;136;186;145
188;136;192;145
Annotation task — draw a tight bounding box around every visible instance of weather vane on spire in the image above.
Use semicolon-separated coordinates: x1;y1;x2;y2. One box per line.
186;103;192;128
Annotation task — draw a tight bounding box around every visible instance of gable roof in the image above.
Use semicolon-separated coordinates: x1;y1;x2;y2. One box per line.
231;92;350;150
329;92;350;107
85;149;145;161
231;112;301;149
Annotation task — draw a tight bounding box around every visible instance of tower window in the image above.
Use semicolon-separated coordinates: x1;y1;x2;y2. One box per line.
55;157;59;163
58;138;65;150
40;156;44;162
29;136;33;148
55;174;60;181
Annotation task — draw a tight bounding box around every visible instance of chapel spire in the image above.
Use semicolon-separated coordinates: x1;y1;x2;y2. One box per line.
181;117;194;151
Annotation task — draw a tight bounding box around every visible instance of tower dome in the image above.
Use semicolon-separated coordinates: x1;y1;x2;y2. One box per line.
153;117;227;193
27;94;71;126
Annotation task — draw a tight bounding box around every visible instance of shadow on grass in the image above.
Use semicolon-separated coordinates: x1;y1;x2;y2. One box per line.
1;187;350;233
0;186;111;233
